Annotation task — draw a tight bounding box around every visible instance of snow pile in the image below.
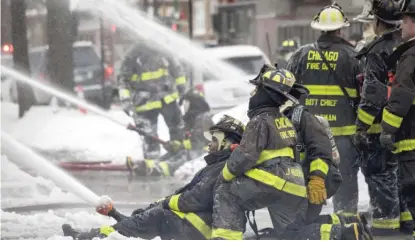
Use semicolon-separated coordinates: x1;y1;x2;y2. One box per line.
173;155;206;181
1;102;173;163
1;210;115;239
1;155;81;208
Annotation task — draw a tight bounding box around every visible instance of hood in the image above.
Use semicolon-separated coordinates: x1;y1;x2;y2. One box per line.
204;149;232;165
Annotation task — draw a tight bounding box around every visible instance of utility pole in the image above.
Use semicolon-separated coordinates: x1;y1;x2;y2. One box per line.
188;0;193;39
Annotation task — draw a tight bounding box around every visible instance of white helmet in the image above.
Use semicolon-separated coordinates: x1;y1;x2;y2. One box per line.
311;3;350;31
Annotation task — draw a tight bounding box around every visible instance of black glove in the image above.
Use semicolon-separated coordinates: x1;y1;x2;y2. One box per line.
163;140;183;153
379;132;397;151
352;131;371;149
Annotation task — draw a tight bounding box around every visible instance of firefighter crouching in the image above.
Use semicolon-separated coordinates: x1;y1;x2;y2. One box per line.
286;3;361;214
61;115;245;240
210;65;309;239
380;0;415;238
118;43;187;160
353;0;404;237
126;88;213;178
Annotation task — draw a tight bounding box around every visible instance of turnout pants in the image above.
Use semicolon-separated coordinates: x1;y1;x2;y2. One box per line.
135;101;184;159
112;207;210;240
333;136;359;213
212;159;307;240
359;136;400;235
399;159;415;238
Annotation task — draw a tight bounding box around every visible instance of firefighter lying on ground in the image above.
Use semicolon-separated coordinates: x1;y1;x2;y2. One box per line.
353;0;405;237
61;115;245;240
125;88;213;179
380;1;415;237
244;78;371;240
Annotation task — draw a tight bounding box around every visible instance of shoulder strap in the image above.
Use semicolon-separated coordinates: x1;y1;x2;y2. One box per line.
314;43;357;109
291;105;305;132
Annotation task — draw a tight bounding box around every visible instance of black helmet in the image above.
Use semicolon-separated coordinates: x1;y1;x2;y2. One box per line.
397;0;415;16
249;64;297;99
204;115;245;144
371;0;403;24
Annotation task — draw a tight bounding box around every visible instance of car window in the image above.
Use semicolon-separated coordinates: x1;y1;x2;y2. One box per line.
224;56;265;75
73;46;101;67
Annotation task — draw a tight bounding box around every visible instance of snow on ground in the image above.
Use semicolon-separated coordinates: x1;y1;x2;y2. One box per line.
1;102;170;163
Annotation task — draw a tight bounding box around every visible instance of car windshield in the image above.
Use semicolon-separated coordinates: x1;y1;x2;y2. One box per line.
224;56;265;75
73;46;101;67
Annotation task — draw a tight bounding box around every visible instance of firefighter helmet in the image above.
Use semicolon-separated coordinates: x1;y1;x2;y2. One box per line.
249;64;297;99
354;0;375;23
371;0;403;24
397;0;415;15
204;115;245;144
311;3;350;31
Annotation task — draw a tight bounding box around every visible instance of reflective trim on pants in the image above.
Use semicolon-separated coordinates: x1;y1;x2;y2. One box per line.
372;218;400;229
320;224;333;240
172;211;212;239
382;109;403;129
392;139;415;154
211;228;243;240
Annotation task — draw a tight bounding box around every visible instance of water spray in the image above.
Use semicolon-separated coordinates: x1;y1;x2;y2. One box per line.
1;65;130;129
1;130;100;206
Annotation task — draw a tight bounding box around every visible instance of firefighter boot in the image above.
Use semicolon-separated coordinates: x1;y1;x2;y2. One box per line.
62;224;103;240
341;222;372;240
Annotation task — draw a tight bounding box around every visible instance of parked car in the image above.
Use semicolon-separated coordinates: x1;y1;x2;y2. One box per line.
194;45;271;112
9;41;115;109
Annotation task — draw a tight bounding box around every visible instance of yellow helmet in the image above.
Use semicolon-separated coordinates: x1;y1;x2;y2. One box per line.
311;3;350;31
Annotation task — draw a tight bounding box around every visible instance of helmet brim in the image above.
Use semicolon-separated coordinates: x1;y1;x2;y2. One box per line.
311;21;351;31
353;15;375;22
395;10;415;16
374;14;403;25
289;83;310;98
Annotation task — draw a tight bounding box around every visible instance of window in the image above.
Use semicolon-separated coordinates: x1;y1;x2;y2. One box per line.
224;56;265;75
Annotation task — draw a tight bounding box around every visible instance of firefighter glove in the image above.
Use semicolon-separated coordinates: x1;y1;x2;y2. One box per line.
96;195;114;216
379;132;397;152
307;176;327;205
163;140;183;153
352;131;371;149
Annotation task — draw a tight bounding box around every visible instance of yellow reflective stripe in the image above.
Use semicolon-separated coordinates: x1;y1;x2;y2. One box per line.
168;194;181;211
392;139;415;154
222;163;236;181
401;211;413;222
175;76;187;85
172;211;212;239
119;88;130;98
330;125;356;136
135;100;163;112
320;224;333;240
337;212;357;217
300;152;306;161
212;228;243;240
413;98;415;105
257;147;294;164
304;85;358;97
358;108;376;126
330;214;341;224
183;139;192;150
245;168;307;198
383;109;403;129
145;159;155;169
163;92;179;104
367;124;381;134
130;74;139;81
141;68;168;81
158;161;170;176
372;218;400;229
310;158;329;175
100;225;116;236
203;146;209;151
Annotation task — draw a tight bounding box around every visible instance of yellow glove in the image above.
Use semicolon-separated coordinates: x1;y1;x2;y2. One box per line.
307;176;327;205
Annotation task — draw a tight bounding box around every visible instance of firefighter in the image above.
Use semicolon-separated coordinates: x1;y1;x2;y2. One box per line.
210;64;310;239
354;0;377;52
286;3;361;214
353;0;404;237
275;39;300;68
380;0;415;238
118;42;188;160
126;88;213;178
61;115;245;240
